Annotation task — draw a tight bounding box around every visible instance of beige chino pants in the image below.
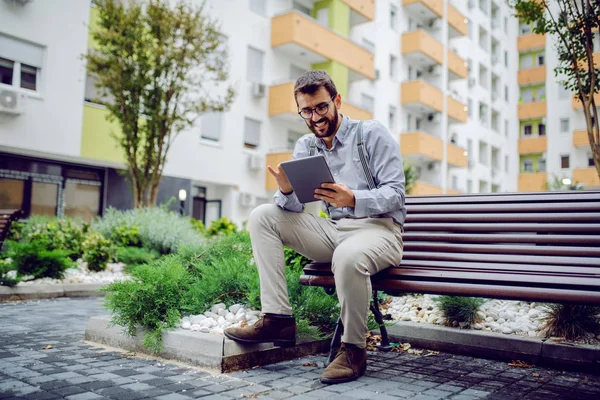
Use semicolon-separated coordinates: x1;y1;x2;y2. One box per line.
247;204;404;348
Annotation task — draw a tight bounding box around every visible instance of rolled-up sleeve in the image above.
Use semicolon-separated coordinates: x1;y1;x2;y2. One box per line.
273;137;311;213
350;121;406;217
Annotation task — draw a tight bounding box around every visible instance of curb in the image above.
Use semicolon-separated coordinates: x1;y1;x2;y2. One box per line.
0;283;106;302
383;321;600;373
84;315;331;373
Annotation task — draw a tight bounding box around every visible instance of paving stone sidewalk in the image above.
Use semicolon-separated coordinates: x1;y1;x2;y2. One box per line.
1;297;599;400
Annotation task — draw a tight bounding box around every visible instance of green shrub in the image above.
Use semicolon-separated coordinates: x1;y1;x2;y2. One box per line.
92;206;204;254
539;303;600;340
21;216;88;260
7;241;74;280
190;219;205;235
112;225;142;247
116;246;160;269
82;232;116;272
205;216;238;237
434;296;484;328
101;254;195;353
0;258;21;287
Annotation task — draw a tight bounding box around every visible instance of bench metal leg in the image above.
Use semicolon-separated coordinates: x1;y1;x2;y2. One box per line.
326;317;344;366
370;290;392;352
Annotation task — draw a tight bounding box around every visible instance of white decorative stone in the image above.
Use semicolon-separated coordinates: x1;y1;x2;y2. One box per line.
180;321;191;329
204;311;218;319
211;303;227;314
199;319;215;328
200;327;210;333
473;323;483;330
190;315;206;324
217;309;227;317
235;313;246;322
190;324;201;331
229;304;243;314
217;316;225;325
502;327;513;334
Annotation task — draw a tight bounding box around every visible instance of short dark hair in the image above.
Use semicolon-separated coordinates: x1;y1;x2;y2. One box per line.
293;70;338;104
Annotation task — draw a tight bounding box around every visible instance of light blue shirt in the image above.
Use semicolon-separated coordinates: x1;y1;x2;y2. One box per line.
274;115;407;226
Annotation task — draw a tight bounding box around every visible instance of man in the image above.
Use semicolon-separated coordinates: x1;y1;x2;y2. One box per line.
224;70;406;384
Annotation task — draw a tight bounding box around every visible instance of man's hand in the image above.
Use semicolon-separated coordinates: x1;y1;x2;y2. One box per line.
267;164;293;194
314;183;355;208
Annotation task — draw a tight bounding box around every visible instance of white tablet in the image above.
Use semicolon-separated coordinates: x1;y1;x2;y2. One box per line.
279;154;336;204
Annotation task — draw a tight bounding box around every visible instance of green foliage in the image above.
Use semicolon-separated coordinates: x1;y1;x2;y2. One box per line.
116;246;160;269
20;216;88;261
6;241;74;281
318;210;330;219
539;303;600;340
403;161;419;195
434;296;484;328
92;206;204;254
101;255;195;353
0;258;21;287
112;225;142;247
86;0;235;207
190;219;205;235
82;232;116;272
205;216;238;237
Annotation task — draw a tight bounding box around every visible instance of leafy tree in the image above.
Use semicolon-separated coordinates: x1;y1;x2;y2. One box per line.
86;0;235;207
404;161;418;195
508;0;600;181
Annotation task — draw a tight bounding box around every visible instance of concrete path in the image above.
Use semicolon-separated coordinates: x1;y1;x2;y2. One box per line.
1;297;599;399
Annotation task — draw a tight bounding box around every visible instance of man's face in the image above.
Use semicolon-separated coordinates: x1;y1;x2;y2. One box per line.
297;87;340;139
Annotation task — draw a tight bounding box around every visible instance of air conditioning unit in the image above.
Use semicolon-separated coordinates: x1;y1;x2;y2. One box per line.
427;113;441;123
468;77;476;88
239;192;256;208
247;153;264;171
252;82;266;98
0;87;26;115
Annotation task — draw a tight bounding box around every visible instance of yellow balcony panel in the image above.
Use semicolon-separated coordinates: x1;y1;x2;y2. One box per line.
271;11;374;80
577;51;600;70
268;81;372;121
517;66;546;85
518;101;547;119
402;0;443;19
411;181;443;195
572;129;599;147
447;142;468;168
447;189;463;195
518;172;548;192
401;80;443;114
341;0;375;22
518;136;547;154
401;30;444;67
448;49;468;80
81;103;124;164
447;96;468;123
573;167;600;187
572;92;600;109
517;33;546;52
400;131;443;163
447;3;468;38
265;152;292;191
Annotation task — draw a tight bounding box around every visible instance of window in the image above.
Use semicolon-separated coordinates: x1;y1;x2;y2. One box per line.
523;159;533;172
292;0;311;15
504;17;508;34
316;8;328;26
201;112;223;142
560;118;570;133
0;178;24;209
560;155;570;169
468;99;472;117
505;85;508;102
521;55;533;69
244;117;261;149
589;155;595;167
520;23;531;35
406;114;412;131
0;34;44;92
390;5;398;30
249;0;266;15
537;86;545;100
504;50;508;67
416;117;422;130
85;74;114;105
361;93;375;113
538;123;546;136
388;106;396;131
64;181;100;223
468;20;473;38
408;65;413;80
505;155;509;172
538;158;546;172
390;55;398;79
524;124;532;136
522;88;533;103
505;119;509;136
537;53;545;66
246;46;264;83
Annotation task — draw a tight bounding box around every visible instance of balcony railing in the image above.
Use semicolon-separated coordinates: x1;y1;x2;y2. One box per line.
517;33;546;51
518;136;547;154
573;167;600;187
518;101;547;119
517;66;546;85
518;172;548;192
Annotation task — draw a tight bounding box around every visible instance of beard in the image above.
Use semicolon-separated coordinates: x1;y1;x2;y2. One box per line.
307;108;339;138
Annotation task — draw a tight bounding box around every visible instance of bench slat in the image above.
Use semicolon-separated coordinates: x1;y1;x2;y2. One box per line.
404;242;600;257
402;233;600;246
403;223;600;233
402;251;600;267
405;202;600;214
405;212;600;223
298;275;600;305
405;191;600;205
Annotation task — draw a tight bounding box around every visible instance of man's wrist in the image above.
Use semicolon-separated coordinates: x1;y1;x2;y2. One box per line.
280;188;293;195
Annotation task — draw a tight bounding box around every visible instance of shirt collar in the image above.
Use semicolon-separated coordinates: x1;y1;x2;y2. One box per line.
316;114;351;149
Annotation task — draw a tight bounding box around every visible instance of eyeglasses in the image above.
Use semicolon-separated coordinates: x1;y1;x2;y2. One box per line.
298;96;335;120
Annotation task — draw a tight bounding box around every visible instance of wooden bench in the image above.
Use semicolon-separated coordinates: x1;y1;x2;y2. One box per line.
0;209;24;252
299;191;600;363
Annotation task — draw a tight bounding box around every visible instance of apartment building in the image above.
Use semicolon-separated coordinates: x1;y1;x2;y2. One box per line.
0;0;596;229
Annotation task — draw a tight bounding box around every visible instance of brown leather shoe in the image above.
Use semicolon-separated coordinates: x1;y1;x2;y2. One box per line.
224;313;296;347
320;343;367;384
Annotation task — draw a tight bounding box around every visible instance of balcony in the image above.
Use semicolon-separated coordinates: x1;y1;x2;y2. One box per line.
518;136;547;154
447;189;464;195
447;3;468;38
447;142;468;168
518;172;548;192
400;131;443;163
271;11;375;80
265;152;292;191
401;30;444;67
411;181;443;195
517;33;546;51
518;101;547;119
447;96;468;123
341;0;375;23
518;66;546;85
573;129;597;147
81;103;124;164
402;0;443;20
447;49;468;80
573;167;600;187
268;82;372;121
572;92;600;109
401;79;443;114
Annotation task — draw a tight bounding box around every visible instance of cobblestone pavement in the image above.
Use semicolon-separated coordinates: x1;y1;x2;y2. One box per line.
1;297;599;400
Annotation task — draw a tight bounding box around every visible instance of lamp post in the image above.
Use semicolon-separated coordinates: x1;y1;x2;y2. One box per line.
178;189;187;216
